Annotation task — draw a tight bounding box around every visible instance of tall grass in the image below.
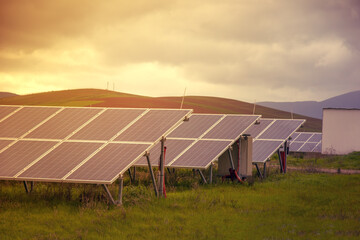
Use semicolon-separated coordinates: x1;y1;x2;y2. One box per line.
1;172;359;239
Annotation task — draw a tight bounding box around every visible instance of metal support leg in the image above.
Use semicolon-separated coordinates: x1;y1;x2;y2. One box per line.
146;154;159;197
23;181;29;194
228;148;235;170
277;149;283;173
102;176;124;206
197;169;207;184
23;181;34;194
283;141;288;173
159;137;165;197
209;164;213;184
128;168;133;183
102;184;116;205
263;162;267;178
254;163;263;179
133;167;136;181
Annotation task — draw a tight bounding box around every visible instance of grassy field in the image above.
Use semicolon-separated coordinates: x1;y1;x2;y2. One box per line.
1;169;359;239
270;152;360;170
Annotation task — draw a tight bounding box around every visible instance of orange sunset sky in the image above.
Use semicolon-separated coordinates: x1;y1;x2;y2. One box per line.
0;0;359;102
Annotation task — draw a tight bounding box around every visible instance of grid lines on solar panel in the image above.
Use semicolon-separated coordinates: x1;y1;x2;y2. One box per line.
170;140;232;168
135;139;195;167
0;140;14;151
167;114;223;138
252;140;283;163
66;143;150;183
308;133;322;142
0;140;58;178
26;108;103;139
203;115;260;140
257;119;304;140
114;109;190;142
243;119;273;139
289;142;304;152
290;132;300;141
312;143;322;152
294;133;313;142
18;142;103;180
0;107;60;138
70;109;145;140
299;142;318;152
0;106;20;120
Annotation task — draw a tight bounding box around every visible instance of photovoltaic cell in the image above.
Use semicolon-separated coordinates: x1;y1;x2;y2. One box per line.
244;119;273;139
252;140;283;163
0;106;20;120
0;140;14;151
66;143;150;183
26;108;102;139
203;115;259;140
308;133;322;142
135;139;195;166
167;114;223;138
18;142;103;180
170;140;232;168
299;142;318;152
115;110;190;142
312;143;322;153
257;119;304;140
0;140;58;178
289;141;304;152
294;133;313;142
0;107;60;138
70;109;145;140
290;132;300;141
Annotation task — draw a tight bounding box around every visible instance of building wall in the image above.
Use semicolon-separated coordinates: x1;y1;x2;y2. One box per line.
322;109;360;154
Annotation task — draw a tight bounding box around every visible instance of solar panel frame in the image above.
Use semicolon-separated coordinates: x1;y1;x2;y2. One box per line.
252;139;284;163
298;142;318;152
288;132;322;153
257;119;305;140
0;106;21;121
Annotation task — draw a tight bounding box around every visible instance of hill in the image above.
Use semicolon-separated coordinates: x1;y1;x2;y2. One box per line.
0;92;18;98
0;88;322;131
258;90;360;119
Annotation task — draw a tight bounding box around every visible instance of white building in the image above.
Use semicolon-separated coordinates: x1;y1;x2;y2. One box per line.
322;108;360;155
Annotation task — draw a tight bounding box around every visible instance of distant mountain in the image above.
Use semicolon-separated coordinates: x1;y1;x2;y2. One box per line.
0;92;18;98
258;90;360;119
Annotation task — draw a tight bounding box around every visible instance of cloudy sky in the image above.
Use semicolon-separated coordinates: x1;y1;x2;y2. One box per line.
1;0;359;102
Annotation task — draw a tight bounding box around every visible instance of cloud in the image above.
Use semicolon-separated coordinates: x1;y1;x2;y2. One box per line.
0;0;359;101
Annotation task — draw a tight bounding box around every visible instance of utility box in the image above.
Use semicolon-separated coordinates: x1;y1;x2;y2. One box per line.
217;135;253;178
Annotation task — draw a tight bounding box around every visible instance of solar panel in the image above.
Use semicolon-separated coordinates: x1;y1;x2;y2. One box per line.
70;109;146;141
167;114;223;138
250;118;305;163
257;119;304;140
298;142;318;152
137;114;261;169
0;140;13;151
18;142;103;181
0;107;60;138
0;106;20;120
0;140;58;179
289;132;322;153
289;141;304;152
0;105;192;184
66;143;151;183
252;140;284;163
203;115;259;139
26;108;102;139
290;132;300;141
135;139;195;167
114;109;192;142
244;119;274;139
170;140;233;168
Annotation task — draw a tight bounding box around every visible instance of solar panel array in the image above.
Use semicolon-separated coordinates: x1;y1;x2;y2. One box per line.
136;114;260;169
289;132;322;153
0;105;191;184
244;119;305;163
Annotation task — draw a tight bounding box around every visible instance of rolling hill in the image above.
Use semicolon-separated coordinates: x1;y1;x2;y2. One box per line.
258;90;360;119
0;92;18;98
0;88;322;131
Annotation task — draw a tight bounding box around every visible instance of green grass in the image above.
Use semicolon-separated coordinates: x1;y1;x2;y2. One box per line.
1;172;359;239
274;152;360;170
